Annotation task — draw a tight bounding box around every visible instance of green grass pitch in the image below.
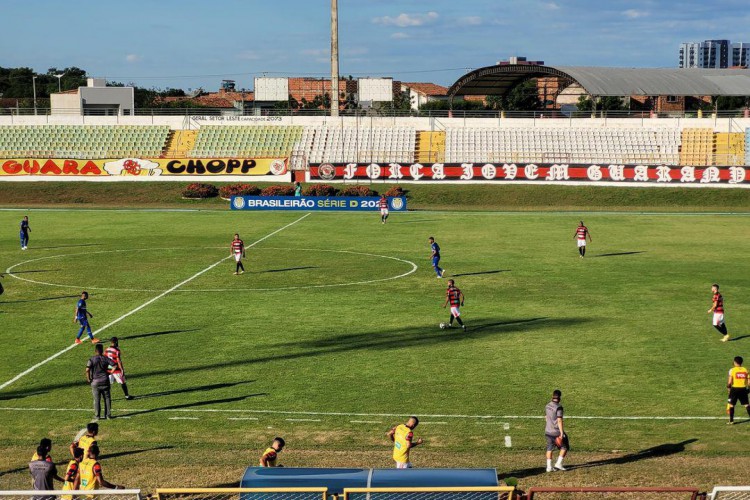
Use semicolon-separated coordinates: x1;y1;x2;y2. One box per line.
0;208;749;489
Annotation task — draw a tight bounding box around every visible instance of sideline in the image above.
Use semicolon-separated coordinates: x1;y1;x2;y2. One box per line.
0;214;311;391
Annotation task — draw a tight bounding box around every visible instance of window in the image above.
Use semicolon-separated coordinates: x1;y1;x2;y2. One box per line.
666;95;679;103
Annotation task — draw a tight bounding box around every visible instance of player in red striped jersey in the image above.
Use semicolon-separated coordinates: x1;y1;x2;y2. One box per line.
442;279;466;331
708;284;730;342
105;337;133;400
574;221;591;258
231;233;246;275
379;195;389;224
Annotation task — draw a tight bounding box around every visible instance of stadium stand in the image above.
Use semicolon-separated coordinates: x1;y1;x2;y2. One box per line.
306;127;416;163
164;129;198;157
416;131;446;163
190;125;303;158
745;128;750;166
0;125;169;159
444;127;680;165
679;128;714;166
714;133;745;166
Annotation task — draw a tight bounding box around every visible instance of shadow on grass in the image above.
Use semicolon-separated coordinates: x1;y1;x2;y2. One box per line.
451;270;510;277
131;381;255;400
118;394;268;418
1;294;78;304
262;266;318;273
591;251;646;258
116;329;199;341
6;269;61;275
100;445;175;460
0;317;588;399
501;439;698;480
0;390;48;401
390;219;440;224
730;335;750;342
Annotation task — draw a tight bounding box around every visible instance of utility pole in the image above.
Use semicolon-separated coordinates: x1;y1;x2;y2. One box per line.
330;0;340;117
32;76;37;115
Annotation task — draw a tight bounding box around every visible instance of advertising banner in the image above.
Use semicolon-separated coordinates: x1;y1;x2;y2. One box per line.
311;162;749;185
0;157;288;177
230;195;408;211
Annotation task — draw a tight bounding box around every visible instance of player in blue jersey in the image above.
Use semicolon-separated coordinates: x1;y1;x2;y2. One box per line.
74;291;99;345
428;237;445;278
20;216;30;250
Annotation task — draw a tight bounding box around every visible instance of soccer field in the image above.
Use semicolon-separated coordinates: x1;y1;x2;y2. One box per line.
0;208;749;489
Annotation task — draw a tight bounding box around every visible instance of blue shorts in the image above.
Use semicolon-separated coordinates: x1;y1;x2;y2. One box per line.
432;256;441;267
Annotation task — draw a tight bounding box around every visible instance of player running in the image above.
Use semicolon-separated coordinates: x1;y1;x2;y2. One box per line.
726;356;750;424
74;291;99;344
574;221;591;258
259;437;285;467
105;337;133;400
20;216;30;250
708;284;730;342
428;237;445;278
387;416;423;468
231;233;246;275
442;279;466;331
379;194;389;224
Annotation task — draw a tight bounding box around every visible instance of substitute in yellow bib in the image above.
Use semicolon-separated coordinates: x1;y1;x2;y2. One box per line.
62;447;84;500
79;445;124;496
259;437;285;467
386;416;423;468
727;356;750;424
71;423;98;459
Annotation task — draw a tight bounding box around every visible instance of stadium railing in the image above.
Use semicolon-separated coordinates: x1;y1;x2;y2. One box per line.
342;486;515;500
0;489;142;500
155;488;328;500
524;487;704;500
709;487;750;500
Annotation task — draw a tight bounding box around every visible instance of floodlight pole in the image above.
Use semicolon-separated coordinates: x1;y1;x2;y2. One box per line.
330;0;340;117
32;76;37;116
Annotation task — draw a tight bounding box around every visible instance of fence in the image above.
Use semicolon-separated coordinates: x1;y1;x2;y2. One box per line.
342;487;515;500
709;487;750;500
524;487;703;500
0;489;142;500
155;488;328;500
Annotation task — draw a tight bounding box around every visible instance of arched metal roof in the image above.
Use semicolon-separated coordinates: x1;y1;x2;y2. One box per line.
448;64;750;98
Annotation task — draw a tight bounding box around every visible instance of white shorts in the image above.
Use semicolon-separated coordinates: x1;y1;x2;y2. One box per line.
395;461;412;469
713;313;725;326
381;208;389;216
450;306;461;317
109;372;125;384
577;239;587;248
234;252;243;263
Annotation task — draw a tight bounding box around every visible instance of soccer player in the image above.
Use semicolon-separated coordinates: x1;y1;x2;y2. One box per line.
70;423;98;458
231;233;246;275
31;438;53;462
386;416;423;468
574;221;591;258
442;279;466;331
20;215;30;250
79;445;125;491
708;284;729;342
105;337;133;400
74;291;99;344
726;356;750;424
379;194;389;224
61;447;84;500
545;389;569;472
259;437;285;467
86;345;112;420
428;237;445;278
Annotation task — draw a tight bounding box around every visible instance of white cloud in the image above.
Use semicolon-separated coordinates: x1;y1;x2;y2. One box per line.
391;32;411;39
125;54;141;63
372;11;438;27
237;50;261;61
344;47;369;56
623;9;648;19
542;2;561;10
458;16;482;26
302;48;328;57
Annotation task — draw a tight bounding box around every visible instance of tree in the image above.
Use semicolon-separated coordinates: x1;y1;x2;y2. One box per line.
485;79;542;111
577;95;627;111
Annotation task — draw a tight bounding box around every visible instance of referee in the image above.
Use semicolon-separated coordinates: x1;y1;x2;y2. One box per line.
727;356;750;424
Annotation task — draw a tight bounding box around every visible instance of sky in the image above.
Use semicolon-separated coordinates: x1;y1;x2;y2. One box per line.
2;0;750;92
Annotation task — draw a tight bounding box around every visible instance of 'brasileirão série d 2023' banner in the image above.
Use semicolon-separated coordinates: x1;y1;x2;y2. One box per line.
0;157;288;176
230;196;408;211
310;162;749;184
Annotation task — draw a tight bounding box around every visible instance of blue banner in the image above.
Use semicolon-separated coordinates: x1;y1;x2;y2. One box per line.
230;195;407;211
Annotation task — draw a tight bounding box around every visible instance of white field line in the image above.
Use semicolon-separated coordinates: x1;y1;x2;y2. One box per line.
286;418;321;422
504;436;512;448
0;406;728;420
0;214;310;392
350;420;383;424
5;246;418;293
169;417;199;420
227;417;258;421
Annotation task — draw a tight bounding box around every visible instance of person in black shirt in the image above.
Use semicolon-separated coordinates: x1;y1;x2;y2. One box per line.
86;344;112;420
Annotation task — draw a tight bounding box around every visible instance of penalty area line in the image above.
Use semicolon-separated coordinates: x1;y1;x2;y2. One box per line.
0;213;311;392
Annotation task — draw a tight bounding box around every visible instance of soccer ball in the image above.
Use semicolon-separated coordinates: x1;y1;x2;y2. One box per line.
439;322;446;329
